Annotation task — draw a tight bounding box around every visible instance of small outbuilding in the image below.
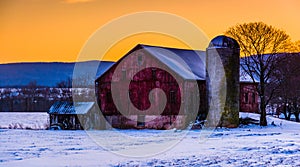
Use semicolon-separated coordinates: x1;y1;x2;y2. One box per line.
48;101;103;130
240;82;259;113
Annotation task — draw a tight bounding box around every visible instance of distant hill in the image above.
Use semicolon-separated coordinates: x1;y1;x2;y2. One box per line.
0;61;114;87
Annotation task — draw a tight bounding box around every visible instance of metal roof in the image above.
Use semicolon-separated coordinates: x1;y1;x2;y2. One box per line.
141;44;256;82
141;45;206;80
48;102;94;115
96;44;257;83
208;35;240;49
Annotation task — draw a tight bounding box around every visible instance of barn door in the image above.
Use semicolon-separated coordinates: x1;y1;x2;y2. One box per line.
137;115;145;127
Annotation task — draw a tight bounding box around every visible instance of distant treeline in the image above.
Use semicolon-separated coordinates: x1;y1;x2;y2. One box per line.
0;87;95;112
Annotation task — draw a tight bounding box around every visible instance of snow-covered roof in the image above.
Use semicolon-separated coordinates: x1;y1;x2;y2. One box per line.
48;102;94;115
141;45;256;82
96;44;259;83
141;45;206;80
239;67;260;83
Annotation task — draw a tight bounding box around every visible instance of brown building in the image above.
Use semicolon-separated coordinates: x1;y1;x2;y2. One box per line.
240;82;259;113
95;43;258;129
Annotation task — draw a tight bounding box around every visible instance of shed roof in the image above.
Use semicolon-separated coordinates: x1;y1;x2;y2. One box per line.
48;102;94;115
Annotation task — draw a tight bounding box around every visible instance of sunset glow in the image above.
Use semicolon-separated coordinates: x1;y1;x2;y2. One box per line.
0;0;299;63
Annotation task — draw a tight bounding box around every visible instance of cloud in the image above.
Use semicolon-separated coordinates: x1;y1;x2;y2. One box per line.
62;0;94;4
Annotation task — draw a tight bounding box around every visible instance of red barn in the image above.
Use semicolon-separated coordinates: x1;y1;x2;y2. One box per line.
95;44;259;129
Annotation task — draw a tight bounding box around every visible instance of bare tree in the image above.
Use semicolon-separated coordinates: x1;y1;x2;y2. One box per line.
56;77;72;88
72;74;94;88
270;53;300;122
23;80;39;111
225;22;291;126
291;40;300;52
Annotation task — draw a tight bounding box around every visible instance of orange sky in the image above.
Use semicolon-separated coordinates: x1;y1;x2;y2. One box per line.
0;0;299;63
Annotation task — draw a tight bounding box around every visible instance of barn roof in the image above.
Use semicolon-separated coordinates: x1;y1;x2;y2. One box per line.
96;44;257;82
141;44;257;82
48;102;94;115
141;45;206;80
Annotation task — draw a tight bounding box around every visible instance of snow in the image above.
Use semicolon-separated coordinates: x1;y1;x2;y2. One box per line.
0;112;48;129
142;45;206;80
139;45;255;82
1;112;300;166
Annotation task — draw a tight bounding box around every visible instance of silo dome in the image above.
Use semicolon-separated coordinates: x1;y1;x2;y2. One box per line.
208;35;239;49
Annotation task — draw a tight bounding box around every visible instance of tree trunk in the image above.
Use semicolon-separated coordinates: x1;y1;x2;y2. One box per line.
287;104;292;120
259;77;267;126
295;113;300;122
283;103;288;120
260;100;267;126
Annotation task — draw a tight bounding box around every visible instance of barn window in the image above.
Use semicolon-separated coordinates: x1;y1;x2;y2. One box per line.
252;92;256;103
106;92;112;103
152;68;156;80
169;90;176;104
122;69;126;80
138;55;143;66
244;93;248;103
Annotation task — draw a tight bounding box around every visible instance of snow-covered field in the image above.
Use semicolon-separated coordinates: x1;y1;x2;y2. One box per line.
0;112;49;129
1;112;300;166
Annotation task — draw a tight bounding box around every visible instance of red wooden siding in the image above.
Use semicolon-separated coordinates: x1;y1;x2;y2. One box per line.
96;47;201;129
240;82;259;113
